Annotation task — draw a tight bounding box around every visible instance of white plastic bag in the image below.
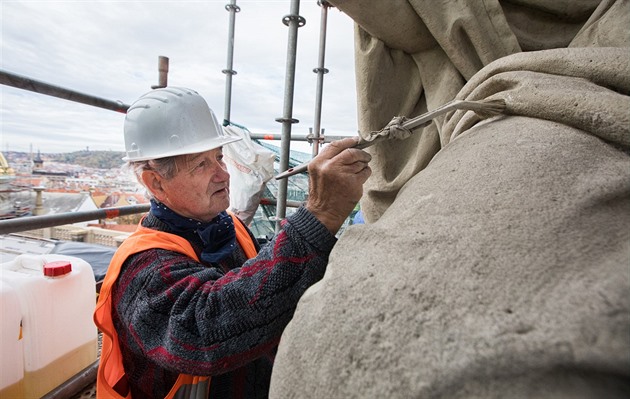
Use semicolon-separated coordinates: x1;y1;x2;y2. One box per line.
223;125;276;225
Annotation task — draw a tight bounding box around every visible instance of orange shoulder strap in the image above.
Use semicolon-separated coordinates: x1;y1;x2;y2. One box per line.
95;227;198;399
229;211;258;259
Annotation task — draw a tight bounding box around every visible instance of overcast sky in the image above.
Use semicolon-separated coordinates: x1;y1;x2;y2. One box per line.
1;1;358;154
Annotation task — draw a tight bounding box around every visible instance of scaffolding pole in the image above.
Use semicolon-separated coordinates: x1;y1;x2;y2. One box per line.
249;132;346;142
222;0;240;126
0;69;130;113
274;0;305;232
151;56;170;89
0;205;150;235
310;1;331;157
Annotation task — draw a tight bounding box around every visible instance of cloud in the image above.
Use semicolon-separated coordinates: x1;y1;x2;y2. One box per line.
1;1;357;153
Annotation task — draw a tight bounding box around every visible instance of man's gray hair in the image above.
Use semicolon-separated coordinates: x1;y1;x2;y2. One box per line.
127;156;179;199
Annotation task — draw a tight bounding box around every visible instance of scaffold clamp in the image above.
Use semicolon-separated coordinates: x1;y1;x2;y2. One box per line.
282;14;306;27
225;3;241;12
275;117;299;124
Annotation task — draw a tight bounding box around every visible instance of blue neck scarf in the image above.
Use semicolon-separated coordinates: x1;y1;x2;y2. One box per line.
150;199;236;264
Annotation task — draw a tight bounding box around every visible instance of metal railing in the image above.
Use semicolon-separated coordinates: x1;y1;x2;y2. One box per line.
0;204;150;235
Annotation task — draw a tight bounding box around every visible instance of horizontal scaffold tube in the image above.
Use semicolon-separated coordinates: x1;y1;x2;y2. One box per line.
40;360;99;399
0;205;150;235
259;198;303;208
249;132;349;143
0;69;130;113
0;199;300;235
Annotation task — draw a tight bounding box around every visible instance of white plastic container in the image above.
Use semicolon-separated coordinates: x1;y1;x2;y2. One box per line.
0;254;98;398
0;280;24;398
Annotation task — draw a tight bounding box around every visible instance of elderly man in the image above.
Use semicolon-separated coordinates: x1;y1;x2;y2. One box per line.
94;87;371;399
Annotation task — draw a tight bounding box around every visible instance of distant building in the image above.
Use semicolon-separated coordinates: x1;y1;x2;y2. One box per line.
30;150;70;178
33;149;44;169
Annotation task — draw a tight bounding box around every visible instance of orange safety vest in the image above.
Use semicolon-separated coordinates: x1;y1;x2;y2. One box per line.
94;213;258;399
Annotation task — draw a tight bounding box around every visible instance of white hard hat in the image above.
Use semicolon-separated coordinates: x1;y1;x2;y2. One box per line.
123;87;241;161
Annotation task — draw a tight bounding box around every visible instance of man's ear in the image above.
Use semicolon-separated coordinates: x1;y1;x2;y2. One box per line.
140;170;167;202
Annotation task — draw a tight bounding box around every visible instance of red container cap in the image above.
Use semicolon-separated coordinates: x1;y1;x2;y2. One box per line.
44;261;72;277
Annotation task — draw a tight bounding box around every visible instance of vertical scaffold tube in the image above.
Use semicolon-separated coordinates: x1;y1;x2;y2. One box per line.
311;1;330;158
222;0;240;126
275;0;305;232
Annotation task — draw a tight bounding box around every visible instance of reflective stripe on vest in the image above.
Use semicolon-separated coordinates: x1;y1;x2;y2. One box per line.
94;213;257;399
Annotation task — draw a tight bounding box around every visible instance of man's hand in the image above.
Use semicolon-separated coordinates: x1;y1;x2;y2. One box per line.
305;136;372;233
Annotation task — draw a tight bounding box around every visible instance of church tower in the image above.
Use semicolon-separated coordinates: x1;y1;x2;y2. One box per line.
33;149;44;169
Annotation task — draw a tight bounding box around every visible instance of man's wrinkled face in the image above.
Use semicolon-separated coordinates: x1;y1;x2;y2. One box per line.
159;147;231;222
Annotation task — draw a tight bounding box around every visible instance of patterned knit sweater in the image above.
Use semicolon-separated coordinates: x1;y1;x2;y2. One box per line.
111;207;337;398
